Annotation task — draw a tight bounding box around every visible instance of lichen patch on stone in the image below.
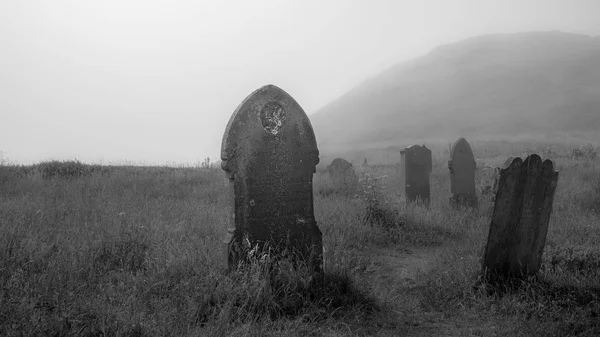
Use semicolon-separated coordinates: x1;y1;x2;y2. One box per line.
260;102;287;135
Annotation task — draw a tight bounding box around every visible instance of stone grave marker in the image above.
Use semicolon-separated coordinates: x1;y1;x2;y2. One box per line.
326;158;359;193
400;145;432;205
491;156;516;201
328;157;353;172
481;154;559;280
221;84;323;271
448;137;477;208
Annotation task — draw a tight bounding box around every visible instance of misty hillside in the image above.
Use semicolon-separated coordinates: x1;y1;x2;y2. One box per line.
310;31;600;152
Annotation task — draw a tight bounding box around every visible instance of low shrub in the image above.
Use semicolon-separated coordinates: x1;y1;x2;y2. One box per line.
35;160;102;180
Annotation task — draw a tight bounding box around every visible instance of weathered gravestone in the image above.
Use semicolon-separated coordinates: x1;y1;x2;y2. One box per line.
221;84;323;271
400;145;432;205
481;154;559;281
491;156;516;202
327;158;358;186
448;138;477;208
502;156;515;168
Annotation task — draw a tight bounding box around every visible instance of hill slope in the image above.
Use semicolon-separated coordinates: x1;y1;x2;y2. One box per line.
310;31;600;152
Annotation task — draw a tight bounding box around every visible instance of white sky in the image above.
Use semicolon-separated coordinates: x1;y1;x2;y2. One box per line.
1;0;599;165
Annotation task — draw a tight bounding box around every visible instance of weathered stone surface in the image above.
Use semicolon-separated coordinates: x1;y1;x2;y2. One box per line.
502;157;515;169
326;158;359;194
448;138;477;208
482;154;559;280
491;156;516;202
400;145;432;205
221;84;322;271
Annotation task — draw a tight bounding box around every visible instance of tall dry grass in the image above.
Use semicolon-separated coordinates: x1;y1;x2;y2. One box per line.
0;141;599;336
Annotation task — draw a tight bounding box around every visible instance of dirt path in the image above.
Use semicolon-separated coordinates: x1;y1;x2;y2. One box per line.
355;243;526;337
362;245;439;289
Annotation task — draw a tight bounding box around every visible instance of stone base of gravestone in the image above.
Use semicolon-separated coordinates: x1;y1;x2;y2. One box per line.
224;228;324;272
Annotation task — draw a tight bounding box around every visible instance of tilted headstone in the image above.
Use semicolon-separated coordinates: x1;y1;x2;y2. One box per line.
502;156;515;168
491;156;515;202
400;145;432;205
481;154;559;280
326;158;359;193
221;84;323;271
448;138;477;208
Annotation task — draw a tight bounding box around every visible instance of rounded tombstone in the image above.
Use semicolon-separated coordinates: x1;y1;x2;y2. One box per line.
328;158;353;172
325;158;359;195
448;137;477;208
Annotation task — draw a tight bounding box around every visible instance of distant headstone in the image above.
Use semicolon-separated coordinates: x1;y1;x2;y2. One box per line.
448;138;477;208
221;84;323;271
400;145;432;205
481;154;559;281
328;158;353;172
326;158;359;193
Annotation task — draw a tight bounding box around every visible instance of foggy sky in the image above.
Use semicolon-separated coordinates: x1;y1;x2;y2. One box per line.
1;0;599;165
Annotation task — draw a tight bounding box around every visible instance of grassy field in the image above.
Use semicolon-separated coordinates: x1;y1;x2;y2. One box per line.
0;141;599;336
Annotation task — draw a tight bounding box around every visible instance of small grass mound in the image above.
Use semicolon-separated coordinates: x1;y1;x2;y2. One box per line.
35;160;106;180
546;246;600;275
358;172;405;230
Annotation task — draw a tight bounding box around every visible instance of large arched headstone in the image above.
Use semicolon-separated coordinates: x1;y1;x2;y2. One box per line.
400;145;432;205
448;138;477;208
221;84;323;271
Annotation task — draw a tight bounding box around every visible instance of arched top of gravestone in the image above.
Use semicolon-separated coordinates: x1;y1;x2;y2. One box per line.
221;84;319;173
502;154;555;173
450;138;475;163
501;156;517;169
328;158;353;172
